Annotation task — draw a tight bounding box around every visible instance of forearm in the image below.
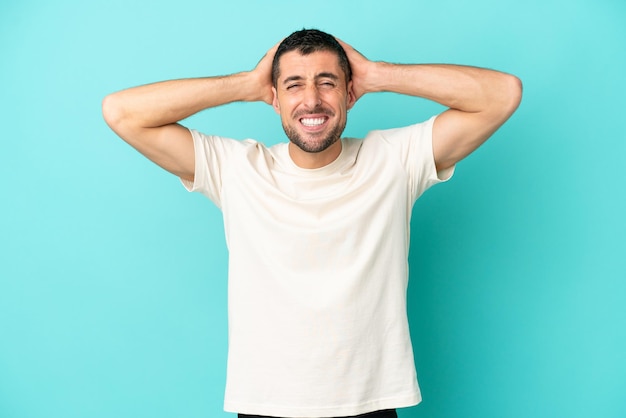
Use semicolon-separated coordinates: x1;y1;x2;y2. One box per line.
363;62;521;114
103;72;264;130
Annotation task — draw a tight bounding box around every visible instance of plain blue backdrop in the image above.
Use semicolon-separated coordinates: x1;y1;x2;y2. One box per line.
1;1;625;417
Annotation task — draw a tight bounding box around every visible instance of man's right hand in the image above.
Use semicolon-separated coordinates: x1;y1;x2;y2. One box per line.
248;42;280;105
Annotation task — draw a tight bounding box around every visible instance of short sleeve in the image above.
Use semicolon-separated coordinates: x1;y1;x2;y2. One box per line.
375;115;454;202
180;129;238;208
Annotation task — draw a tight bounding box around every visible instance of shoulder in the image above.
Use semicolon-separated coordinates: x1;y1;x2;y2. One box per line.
189;129;272;157
189;129;260;148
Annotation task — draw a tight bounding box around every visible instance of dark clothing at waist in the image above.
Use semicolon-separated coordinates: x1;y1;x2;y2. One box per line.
238;409;397;418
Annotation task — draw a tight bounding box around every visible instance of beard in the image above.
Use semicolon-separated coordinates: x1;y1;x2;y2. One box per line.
282;107;346;153
282;123;345;153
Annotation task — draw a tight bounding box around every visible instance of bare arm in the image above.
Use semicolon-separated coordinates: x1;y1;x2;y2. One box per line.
101;44;277;181
339;40;522;171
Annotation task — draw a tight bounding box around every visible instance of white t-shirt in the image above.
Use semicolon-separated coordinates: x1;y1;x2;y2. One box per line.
182;116;453;417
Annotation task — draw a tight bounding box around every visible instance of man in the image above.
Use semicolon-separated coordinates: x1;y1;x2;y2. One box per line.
102;29;521;418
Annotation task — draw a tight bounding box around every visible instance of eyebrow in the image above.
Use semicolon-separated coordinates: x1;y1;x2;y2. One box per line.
317;72;339;81
282;72;340;85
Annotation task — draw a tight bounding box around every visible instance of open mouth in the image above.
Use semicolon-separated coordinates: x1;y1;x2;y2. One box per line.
300;117;328;127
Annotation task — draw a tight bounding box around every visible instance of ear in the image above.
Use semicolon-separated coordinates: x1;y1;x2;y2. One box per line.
346;81;356;110
272;87;280;114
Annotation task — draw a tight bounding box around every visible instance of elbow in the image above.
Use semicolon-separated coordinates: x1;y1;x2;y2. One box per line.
502;74;523;115
101;93;138;143
101;93;123;130
481;74;522;131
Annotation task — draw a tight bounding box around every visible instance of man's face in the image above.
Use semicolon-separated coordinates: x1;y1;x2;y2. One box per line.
272;50;355;156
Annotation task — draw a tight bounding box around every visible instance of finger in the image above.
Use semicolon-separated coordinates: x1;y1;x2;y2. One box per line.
256;40;282;66
267;39;283;57
336;37;352;52
336;38;366;61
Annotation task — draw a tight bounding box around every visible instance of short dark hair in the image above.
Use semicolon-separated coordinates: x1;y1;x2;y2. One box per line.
271;29;352;86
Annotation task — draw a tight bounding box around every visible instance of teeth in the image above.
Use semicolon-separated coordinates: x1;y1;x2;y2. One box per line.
301;117;325;126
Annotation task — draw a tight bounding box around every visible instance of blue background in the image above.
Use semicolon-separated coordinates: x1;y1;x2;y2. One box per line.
1;0;625;417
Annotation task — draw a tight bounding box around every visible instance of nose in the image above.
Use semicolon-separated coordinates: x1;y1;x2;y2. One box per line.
303;84;321;109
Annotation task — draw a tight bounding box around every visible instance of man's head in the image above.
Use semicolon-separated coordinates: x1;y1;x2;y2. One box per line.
271;29;355;166
272;29;352;87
